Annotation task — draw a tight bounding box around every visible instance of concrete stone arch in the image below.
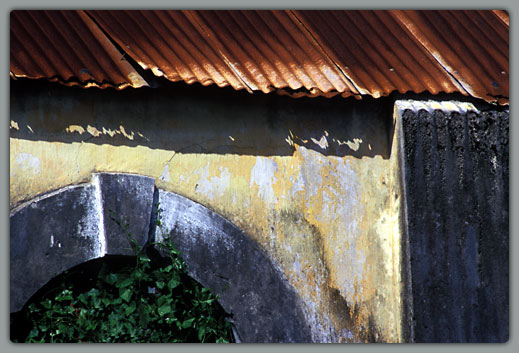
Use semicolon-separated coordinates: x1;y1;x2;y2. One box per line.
10;172;311;343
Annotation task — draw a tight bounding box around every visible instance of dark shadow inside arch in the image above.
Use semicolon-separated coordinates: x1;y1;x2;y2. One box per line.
11;255;133;342
10;253;235;343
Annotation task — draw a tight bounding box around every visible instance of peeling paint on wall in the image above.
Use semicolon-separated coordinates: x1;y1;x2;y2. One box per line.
250;157;279;205
14;152;41;174
195;164;232;201
159;163;170;182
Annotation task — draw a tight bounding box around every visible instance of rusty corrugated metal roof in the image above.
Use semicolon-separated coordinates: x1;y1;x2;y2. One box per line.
292;10;462;98
389;10;509;104
10;10;148;89
10;10;508;104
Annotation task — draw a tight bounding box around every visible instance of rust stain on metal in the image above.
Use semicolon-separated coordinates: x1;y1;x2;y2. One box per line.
10;10;508;104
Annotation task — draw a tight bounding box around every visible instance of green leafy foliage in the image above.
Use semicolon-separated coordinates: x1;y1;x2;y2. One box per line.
12;208;233;343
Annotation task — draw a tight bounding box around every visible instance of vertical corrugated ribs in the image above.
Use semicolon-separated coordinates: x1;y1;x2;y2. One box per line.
401;103;509;342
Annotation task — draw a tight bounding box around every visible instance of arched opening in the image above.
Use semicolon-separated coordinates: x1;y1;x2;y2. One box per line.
10;173;312;342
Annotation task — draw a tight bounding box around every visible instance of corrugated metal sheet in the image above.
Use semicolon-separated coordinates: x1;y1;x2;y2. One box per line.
10;10;148;89
399;103;509;342
87;10;358;97
85;10;249;91
292;10;462;98
10;10;508;104
390;10;508;105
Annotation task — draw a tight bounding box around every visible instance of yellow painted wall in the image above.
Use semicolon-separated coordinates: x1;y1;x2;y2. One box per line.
10;82;405;342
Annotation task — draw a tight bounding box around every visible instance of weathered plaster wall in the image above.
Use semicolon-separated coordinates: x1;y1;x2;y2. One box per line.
10;81;404;342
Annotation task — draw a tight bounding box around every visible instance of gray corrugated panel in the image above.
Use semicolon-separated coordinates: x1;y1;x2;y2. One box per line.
399;103;509;342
